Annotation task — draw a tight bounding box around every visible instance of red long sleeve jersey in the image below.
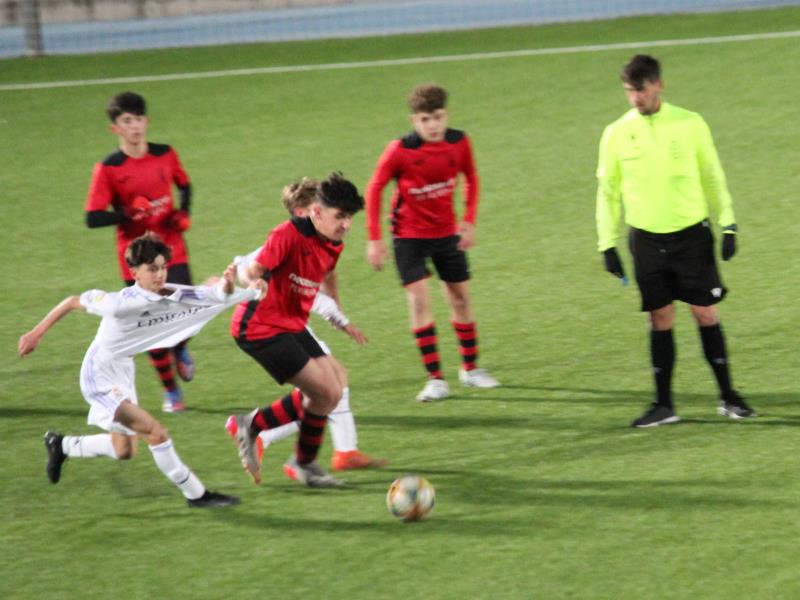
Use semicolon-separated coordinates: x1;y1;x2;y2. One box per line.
230;218;344;341
366;129;479;240
85;143;190;280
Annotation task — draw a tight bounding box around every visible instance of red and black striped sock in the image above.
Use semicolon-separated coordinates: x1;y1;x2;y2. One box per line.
413;323;443;380
296;410;327;465
148;348;177;392
453;321;478;372
252;388;304;432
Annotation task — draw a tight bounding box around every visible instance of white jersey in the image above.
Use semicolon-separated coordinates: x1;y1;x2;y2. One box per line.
80;281;260;357
235;248;349;327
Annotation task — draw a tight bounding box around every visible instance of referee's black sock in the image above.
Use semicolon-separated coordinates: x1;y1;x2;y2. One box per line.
651;329;675;408
698;323;733;398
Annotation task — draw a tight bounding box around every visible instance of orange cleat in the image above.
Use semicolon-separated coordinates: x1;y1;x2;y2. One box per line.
225;415;264;463
331;450;388;471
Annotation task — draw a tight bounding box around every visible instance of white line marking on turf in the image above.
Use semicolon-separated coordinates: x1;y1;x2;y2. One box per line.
2;29;799;91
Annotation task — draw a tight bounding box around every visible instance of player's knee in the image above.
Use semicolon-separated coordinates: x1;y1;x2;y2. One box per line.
309;383;341;414
691;307;718;327
112;439;135;460
149;423;169;445
333;361;348;384
324;383;342;410
116;446;134;460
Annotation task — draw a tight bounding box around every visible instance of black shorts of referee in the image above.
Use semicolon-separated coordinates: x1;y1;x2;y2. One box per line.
236;329;326;385
628;220;727;312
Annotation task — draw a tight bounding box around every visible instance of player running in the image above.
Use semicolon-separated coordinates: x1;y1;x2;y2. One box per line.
18;233;264;508
227;173;365;487
225;177;386;476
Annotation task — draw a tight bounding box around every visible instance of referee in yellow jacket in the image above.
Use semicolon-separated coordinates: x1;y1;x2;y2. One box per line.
596;54;755;428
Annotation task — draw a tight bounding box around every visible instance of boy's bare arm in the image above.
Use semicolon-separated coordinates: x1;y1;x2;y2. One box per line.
18;296;85;357
321;271;339;305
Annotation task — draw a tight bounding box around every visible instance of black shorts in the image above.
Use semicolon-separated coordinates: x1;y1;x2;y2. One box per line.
236;329;325;385
124;262;193;286
393;236;470;286
629;220;726;312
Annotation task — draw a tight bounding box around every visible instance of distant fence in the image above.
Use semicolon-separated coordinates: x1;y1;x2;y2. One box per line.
2;0;799;58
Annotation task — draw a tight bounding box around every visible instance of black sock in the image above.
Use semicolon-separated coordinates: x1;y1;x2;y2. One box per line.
698;323;733;398
651;329;675;408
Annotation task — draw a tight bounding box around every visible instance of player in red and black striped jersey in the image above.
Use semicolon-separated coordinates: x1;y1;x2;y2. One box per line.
84;92;195;413
228;173;365;488
365;84;499;402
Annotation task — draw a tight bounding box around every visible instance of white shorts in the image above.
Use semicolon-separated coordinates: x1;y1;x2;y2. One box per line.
80;344;138;435
306;326;331;356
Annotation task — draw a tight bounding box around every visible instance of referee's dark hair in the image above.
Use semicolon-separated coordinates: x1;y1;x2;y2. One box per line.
107;91;147;122
125;233;172;267
318;172;364;215
621;55;661;89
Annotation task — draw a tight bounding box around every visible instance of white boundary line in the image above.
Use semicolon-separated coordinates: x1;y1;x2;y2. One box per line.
2;29;799;91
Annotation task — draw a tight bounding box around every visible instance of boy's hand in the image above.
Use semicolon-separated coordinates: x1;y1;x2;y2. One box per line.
165;209;191;232
367;239;387;271
222;263;237;294
18;331;41;357
342;323;367;346
127;196;152;222
249;278;267;300
457;221;475;250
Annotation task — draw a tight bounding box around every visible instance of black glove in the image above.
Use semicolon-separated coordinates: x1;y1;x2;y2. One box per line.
603;248;626;279
721;226;737;261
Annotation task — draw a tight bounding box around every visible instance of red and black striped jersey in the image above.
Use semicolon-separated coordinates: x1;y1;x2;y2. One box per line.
231;218;344;341
85;143;190;280
366;129;479;240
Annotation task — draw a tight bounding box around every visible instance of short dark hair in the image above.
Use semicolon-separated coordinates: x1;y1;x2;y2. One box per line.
408;84;448;114
125;233;171;267
621;55;661;88
107;91;147;122
318;172;364;214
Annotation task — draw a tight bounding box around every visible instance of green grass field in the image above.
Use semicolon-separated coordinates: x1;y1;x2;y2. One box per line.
2;7;800;599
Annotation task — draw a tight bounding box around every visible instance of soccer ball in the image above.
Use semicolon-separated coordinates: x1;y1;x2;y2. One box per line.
386;475;435;522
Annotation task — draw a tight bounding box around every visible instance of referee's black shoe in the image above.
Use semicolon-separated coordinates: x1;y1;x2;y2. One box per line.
44;431;67;483
631;403;681;428
718;391;757;419
187;490;241;508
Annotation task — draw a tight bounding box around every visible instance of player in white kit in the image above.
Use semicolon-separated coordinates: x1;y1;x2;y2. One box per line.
18;233;265;508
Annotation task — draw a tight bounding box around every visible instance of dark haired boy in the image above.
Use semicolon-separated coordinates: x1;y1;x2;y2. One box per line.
365;84;499;402
228;173;365;487
18;233;265;507
595;54;754;427
85;91;196;413
225;177;386;476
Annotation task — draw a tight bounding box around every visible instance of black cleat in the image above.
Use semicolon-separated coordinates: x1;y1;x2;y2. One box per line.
718;391;757;419
631;403;681;428
187;490;241;508
44;431;67;483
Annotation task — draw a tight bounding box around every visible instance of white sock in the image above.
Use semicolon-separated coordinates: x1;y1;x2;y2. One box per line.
327;387;358;452
259;422;299;447
62;434;117;459
148;439;205;500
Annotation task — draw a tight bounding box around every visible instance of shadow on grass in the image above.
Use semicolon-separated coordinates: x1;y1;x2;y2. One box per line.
0;407;86;418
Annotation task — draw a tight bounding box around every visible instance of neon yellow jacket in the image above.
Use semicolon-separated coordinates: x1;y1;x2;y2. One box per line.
596;102;735;251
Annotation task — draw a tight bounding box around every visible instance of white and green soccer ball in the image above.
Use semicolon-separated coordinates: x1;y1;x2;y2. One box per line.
386;475;435;522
